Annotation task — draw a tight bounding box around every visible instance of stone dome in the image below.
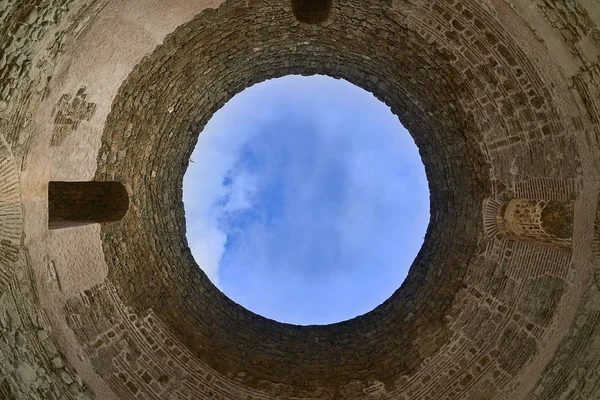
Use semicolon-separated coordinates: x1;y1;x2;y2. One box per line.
1;0;599;399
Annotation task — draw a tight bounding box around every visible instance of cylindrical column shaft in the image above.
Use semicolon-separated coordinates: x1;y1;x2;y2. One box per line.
48;181;129;230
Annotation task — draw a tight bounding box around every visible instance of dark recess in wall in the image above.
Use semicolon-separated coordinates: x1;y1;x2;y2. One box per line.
48;181;129;230
292;0;332;24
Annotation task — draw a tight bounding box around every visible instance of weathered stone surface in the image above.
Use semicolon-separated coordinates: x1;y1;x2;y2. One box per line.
496;199;574;249
1;0;599;399
0;256;94;400
50;87;96;147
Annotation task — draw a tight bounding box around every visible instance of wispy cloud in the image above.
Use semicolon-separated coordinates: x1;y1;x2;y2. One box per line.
183;75;429;325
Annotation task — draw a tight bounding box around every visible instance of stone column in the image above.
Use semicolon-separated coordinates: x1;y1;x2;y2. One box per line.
291;0;333;24
48;181;129;230
496;199;574;250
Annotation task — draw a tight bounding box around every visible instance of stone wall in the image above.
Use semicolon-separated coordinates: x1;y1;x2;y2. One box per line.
0;1;108;398
0;0;599;399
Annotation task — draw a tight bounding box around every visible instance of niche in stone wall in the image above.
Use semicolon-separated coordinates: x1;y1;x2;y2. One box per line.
484;198;574;250
291;0;333;24
48;181;129;230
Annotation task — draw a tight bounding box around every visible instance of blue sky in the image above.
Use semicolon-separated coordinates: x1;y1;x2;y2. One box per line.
183;75;429;325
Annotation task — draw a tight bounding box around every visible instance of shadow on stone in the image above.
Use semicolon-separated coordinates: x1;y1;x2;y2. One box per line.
292;0;333;24
48;181;129;230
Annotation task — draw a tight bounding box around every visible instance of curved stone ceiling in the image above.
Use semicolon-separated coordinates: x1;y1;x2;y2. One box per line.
1;0;599;399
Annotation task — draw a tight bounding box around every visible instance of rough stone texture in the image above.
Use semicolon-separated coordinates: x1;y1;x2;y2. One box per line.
0;0;599;399
0;256;95;400
97;1;491;395
0;0;109;159
0;136;93;399
496;199;574;249
50;87;97;147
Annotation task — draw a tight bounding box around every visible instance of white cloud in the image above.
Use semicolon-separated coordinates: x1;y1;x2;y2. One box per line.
187;226;226;287
183;75;430;324
183;91;264;286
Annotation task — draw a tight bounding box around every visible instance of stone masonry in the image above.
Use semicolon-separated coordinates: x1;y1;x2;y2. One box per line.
1;0;600;399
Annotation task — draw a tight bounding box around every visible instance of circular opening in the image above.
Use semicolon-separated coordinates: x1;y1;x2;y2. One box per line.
97;0;490;387
183;75;430;325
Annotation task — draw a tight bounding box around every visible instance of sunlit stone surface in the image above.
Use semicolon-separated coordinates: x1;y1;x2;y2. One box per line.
1;0;600;399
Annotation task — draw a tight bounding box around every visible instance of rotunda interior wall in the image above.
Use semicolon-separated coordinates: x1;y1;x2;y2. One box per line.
0;0;599;399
